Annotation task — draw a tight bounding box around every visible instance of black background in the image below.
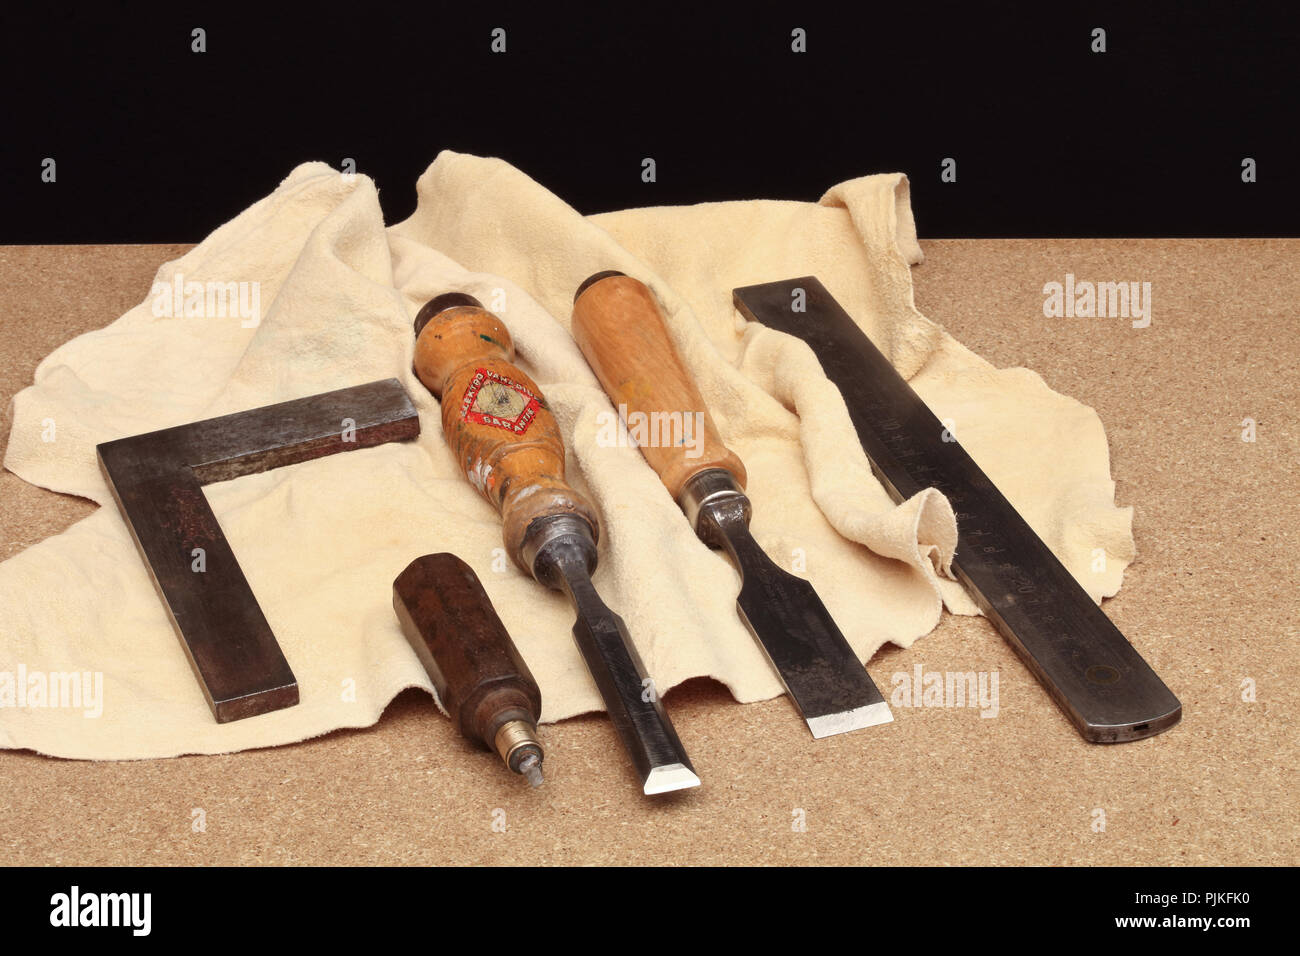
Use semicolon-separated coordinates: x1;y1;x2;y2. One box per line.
2;3;1295;242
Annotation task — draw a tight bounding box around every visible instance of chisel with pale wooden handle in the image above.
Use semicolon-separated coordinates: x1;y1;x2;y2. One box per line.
572;272;892;738
412;292;699;795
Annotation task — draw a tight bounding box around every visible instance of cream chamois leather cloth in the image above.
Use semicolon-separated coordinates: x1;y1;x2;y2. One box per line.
0;152;1134;759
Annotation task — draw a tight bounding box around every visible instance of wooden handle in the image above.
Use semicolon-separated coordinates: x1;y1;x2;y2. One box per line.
413;296;598;570
571;273;746;501
393;553;541;749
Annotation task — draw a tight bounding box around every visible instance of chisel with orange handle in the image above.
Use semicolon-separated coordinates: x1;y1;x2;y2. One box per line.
571;272;892;738
411;292;699;795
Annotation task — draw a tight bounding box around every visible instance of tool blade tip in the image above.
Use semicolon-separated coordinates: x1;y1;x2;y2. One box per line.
806;701;893;739
516;752;544;788
643;763;701;795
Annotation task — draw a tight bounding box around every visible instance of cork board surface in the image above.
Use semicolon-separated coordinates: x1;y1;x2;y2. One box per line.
1;240;1295;866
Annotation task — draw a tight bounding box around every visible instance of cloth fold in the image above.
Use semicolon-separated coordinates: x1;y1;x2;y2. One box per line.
0;152;1134;759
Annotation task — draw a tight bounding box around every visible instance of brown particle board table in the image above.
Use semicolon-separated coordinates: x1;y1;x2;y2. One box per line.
1;240;1295;866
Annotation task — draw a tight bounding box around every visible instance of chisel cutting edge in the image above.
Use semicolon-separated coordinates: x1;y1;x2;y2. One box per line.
572;272;892;738
413;292;699;794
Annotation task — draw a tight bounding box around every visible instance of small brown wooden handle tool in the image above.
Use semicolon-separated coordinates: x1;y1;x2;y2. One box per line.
571;272;747;505
393;553;544;785
413;293;599;571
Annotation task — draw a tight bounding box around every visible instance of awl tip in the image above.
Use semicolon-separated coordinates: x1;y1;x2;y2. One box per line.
643;763;701;795
806;700;893;740
518;752;544;788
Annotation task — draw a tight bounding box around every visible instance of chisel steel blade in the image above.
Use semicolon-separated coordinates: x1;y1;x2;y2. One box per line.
547;537;700;795
734;276;1182;743
700;490;892;738
569;600;701;794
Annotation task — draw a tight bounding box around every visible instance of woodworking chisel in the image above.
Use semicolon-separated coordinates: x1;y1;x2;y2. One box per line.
733;276;1182;743
412;292;699;794
572;272;892;738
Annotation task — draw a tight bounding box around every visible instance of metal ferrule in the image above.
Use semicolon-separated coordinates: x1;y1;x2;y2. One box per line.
520;513;598;592
493;719;543;772
678;468;751;543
